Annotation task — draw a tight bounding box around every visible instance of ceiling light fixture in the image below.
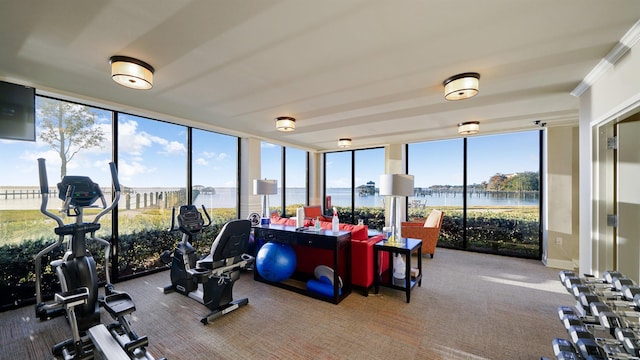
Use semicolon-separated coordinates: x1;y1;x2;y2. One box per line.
275;116;296;132
443;72;480;100
338;138;352;148
458;121;480;135
109;56;154;90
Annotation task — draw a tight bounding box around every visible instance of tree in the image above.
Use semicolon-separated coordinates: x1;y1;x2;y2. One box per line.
487;173;507;191
503;171;539;191
38;98;106;178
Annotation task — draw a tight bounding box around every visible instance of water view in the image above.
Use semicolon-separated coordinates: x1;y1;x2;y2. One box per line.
193;187;539;209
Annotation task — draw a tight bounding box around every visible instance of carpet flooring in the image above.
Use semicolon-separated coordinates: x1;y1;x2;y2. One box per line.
0;248;571;359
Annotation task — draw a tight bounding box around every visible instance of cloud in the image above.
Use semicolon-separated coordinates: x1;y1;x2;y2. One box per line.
118;120;152;155
195;157;208;166
117;159;156;184
162;141;186;154
200;151;228;161
118;119;186;156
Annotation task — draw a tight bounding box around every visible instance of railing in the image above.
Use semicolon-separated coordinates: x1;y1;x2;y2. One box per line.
0;187;186;211
0;188;58;199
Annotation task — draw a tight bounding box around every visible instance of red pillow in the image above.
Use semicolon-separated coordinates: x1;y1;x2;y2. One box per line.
270;216;288;225
341;224;368;240
315;221;368;240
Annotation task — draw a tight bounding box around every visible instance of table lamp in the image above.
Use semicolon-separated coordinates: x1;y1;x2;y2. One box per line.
253;179;277;224
379;174;414;244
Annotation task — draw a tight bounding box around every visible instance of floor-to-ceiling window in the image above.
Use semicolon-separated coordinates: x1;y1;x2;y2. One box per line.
0;96;114;309
116;114;187;278
408;139;464;249
0;92;244;311
325;151;353;221
284;147;307;217
466;131;540;257
354;148;385;228
192;129;238;223
408;130;541;258
323;148;384;228
260;142;283;215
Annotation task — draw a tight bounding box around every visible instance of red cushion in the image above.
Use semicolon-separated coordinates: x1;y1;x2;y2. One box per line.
270;216;288;225
341;224;368;240
316;221;368;240
270;216;311;227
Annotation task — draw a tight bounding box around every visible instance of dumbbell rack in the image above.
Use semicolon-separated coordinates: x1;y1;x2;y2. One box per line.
549;270;640;359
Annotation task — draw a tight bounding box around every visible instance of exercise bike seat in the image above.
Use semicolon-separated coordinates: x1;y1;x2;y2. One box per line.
196;219;251;271
103;292;136;318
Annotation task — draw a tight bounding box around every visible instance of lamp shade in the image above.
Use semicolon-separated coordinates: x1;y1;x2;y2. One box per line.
458;121;480;135
275;116;296;132
443;72;480;100
253;179;277;195
379;174;414;196
110;56;154;90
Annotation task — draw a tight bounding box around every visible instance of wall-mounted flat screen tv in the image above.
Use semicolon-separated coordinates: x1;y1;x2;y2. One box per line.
0;80;36;142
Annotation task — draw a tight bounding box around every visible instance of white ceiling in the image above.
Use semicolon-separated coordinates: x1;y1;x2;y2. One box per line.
1;1;639;151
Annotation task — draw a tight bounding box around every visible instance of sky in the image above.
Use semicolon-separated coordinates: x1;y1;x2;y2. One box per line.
0;98;539;189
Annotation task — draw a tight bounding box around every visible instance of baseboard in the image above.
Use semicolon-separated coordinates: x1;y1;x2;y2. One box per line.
544;258;576;270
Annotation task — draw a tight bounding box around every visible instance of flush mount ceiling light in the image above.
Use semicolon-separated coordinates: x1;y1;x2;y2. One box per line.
443;72;480;100
109;56;154;90
275;116;296;131
338;138;352;148
458;121;480;135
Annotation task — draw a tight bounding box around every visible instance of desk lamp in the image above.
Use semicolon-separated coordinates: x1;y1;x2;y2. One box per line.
253;179;277;225
379;174;414;244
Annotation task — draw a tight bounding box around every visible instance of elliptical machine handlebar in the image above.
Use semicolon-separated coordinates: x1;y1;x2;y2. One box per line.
202;204;213;227
37;158;64;228
93;162;120;225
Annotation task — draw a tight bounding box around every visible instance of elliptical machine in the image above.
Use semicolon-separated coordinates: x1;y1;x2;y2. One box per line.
34;158;163;360
161;205;254;324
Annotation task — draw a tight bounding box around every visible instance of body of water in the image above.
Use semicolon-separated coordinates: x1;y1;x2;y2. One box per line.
0;187;539;210
193;188;539;208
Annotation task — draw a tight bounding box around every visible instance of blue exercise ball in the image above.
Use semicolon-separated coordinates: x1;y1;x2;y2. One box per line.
256;242;297;282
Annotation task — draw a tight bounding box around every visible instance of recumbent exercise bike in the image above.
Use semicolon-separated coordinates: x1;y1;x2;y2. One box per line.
160;205;254;324
34;158;164;360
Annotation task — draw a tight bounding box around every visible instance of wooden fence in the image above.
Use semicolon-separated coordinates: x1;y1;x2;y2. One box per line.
0;188;186;211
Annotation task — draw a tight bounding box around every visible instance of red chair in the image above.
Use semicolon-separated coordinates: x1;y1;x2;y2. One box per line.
303;205;332;221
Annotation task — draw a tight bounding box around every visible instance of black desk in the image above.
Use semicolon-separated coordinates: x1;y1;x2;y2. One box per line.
253;224;351;304
373;238;422;303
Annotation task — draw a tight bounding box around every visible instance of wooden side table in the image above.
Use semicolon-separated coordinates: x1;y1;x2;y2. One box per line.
373;238;422;303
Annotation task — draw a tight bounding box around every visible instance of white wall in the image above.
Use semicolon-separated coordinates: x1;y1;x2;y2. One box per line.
545;126;579;269
579;38;640;276
240;137;263;219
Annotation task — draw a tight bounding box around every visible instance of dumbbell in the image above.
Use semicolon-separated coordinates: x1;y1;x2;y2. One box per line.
603;271;626;285
551;338;580;360
566;326;608;359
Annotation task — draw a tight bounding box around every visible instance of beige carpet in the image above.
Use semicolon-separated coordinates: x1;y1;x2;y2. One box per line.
0;248;571;359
